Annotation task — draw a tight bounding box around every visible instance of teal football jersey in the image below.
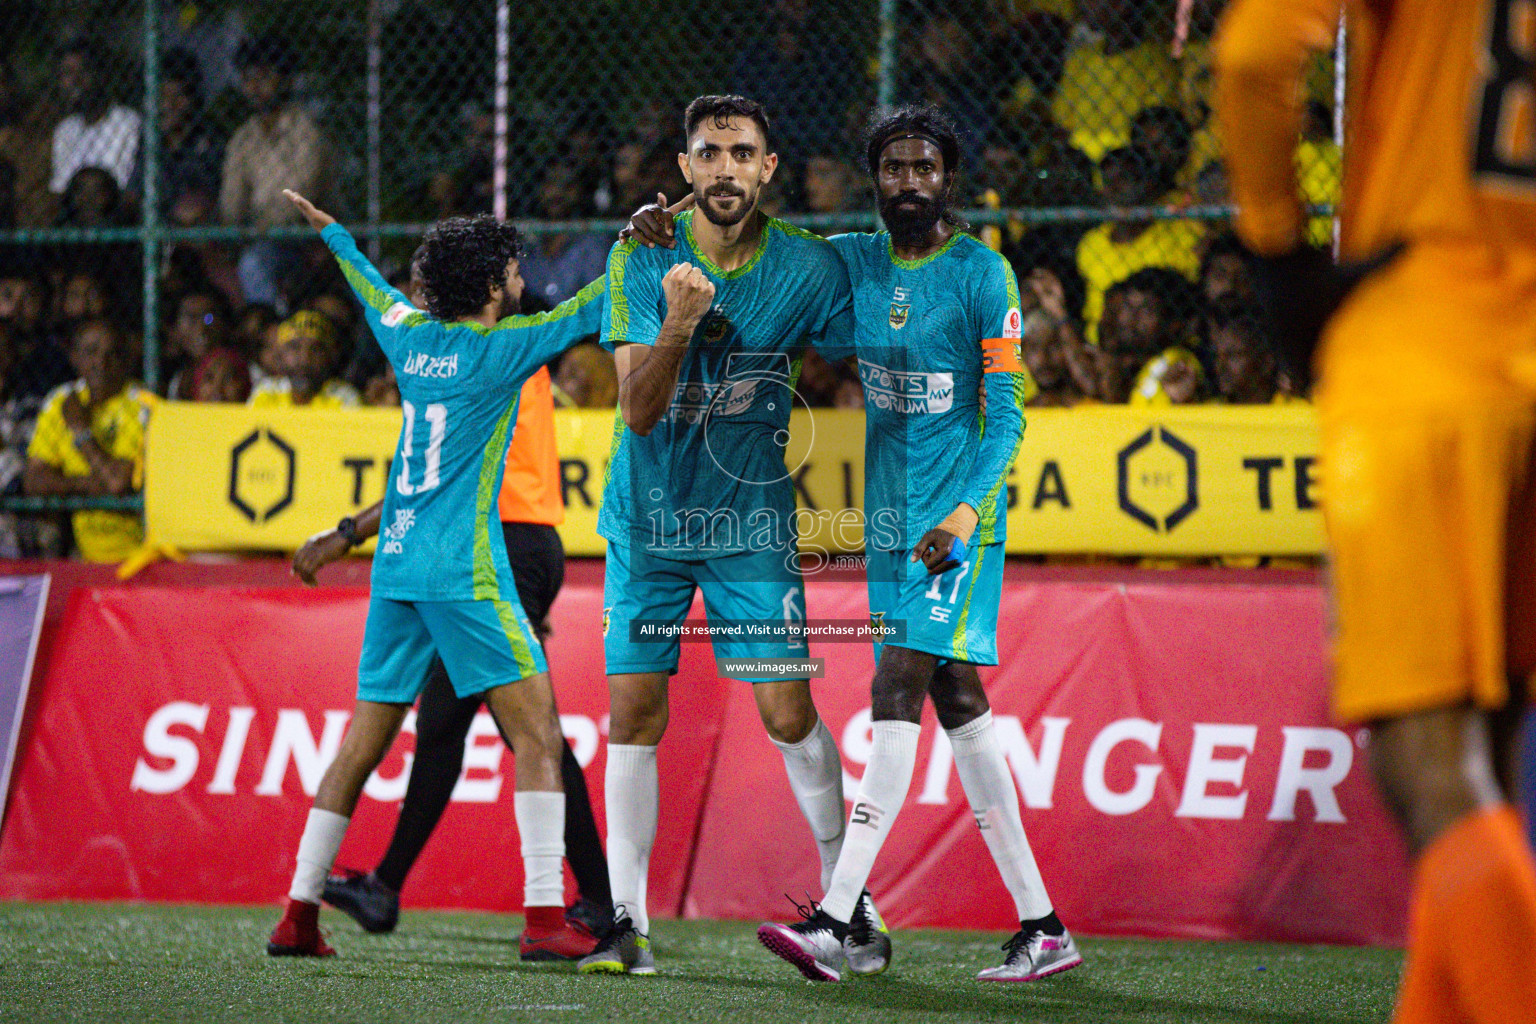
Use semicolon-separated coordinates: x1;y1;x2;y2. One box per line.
598;211;854;557
828;231;1026;549
324;223;603;601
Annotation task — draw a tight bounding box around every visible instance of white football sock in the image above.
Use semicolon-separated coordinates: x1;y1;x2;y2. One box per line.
605;743;658;934
770;716;847;893
514;790;567;908
288;807;349;904
820;719;920;922
947;711;1053;921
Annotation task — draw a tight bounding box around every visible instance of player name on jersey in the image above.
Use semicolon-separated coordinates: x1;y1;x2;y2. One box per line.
399;351;460;379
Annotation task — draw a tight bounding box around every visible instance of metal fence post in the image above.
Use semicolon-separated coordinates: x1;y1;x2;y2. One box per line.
366;0;383;262
493;0;509;222
141;0;161;391
877;0;896;111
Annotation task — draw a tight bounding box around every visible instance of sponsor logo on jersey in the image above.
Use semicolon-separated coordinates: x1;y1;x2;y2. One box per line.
401;351;459;379
888;303;910;329
858;359;954;414
1004;307;1022;340
381;302;415;328
381;508;416;554
668;379;760;424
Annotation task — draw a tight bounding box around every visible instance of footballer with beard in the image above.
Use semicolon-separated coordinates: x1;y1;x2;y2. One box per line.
754;105;1079;984
578;95;889;976
622;103;1075;984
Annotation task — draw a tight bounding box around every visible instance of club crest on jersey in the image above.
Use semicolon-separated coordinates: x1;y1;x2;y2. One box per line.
889;304;911;329
602;607;612;637
702;310;731;343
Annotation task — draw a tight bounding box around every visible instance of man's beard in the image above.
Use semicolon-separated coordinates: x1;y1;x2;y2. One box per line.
695;183;755;227
879;190;944;243
499;289;520;319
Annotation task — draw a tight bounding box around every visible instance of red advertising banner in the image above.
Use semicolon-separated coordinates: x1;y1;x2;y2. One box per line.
0;572;1409;945
689;581;1410;945
0;584;727;916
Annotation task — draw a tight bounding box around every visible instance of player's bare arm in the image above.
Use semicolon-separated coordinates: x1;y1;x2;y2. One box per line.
619;193;694;250
282;189;336;232
292;501;384;586
615;263;714;436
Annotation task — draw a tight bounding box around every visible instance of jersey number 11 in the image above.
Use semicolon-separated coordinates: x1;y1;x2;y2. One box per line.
396;400;447;496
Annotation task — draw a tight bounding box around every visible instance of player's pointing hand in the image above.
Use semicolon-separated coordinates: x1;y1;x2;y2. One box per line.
283;189;336;232
661;263;715;329
621;192;697;249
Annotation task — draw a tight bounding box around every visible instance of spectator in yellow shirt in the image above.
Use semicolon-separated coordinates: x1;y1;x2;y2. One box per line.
1075;146;1204;342
1050;0;1177;161
23;317;154;562
248;310;360;408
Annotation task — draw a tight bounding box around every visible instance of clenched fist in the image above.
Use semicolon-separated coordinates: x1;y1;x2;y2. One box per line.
662;263;716;329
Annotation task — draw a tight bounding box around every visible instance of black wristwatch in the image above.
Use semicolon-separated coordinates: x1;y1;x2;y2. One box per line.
336;516;360;549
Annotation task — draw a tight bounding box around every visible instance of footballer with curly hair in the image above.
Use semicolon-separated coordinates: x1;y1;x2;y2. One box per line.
265;191;603;959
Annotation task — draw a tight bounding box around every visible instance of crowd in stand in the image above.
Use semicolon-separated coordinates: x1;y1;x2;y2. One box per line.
0;0;1333;561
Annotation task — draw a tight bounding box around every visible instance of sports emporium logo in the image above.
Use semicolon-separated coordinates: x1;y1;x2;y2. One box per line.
1117;426;1198;533
228;428;295;524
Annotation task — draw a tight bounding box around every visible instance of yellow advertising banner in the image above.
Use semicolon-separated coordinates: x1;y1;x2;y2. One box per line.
144;402;1322;557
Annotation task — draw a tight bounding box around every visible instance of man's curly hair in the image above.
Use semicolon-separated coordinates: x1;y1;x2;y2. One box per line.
416;215;525;322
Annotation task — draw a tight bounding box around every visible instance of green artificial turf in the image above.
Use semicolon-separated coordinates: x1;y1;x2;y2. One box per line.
0;902;1402;1024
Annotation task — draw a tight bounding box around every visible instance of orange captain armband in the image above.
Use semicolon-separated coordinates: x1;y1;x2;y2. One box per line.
982;335;1024;374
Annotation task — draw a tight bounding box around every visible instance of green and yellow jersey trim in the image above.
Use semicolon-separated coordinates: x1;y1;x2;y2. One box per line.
472;397;521;600
493;599;541;679
975;256;1028;546
682;210;771;279
608;240;639;342
885;230;966;270
951;542;989;660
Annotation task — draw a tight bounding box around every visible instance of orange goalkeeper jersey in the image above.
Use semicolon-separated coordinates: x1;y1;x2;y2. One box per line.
497;367;564;527
1215;0;1536;260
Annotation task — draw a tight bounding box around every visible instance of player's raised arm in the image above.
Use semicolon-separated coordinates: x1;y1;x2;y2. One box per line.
1212;0;1339;256
1213;0;1364;390
485;275;608;385
284;189;421;362
610;255;714;437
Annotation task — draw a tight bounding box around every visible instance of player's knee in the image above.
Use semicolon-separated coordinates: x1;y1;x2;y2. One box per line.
930;686;989;731
759;692;817;744
608;689;668;745
870;676;926;724
870;648;932;724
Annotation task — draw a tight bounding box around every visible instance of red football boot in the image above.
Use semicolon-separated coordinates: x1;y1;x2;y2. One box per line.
519;905;599;961
267;898;337;957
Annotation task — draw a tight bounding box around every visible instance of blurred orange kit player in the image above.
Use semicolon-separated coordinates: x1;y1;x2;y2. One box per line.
1216;0;1536;1021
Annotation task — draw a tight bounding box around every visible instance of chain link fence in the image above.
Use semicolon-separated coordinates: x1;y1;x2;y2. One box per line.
0;0;1339;559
